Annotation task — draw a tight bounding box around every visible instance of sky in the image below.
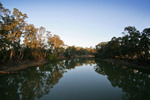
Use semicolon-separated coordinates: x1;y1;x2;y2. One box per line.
1;0;150;48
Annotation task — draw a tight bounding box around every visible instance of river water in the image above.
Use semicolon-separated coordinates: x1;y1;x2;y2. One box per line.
0;58;150;100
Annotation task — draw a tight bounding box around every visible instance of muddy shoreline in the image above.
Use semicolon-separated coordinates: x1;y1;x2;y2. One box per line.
103;59;150;70
1;57;148;74
0;60;49;74
0;56;94;74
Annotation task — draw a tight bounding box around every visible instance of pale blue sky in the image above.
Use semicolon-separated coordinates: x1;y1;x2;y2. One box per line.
1;0;150;47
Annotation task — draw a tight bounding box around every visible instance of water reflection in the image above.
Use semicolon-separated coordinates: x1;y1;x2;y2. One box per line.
95;59;150;100
0;58;95;100
1;58;150;100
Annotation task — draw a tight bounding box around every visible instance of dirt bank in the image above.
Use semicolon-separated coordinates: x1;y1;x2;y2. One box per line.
103;59;150;70
0;60;48;74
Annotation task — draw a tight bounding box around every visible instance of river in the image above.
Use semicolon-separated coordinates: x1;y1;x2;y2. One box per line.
0;58;150;100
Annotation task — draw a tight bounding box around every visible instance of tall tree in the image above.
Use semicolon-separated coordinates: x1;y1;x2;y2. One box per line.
48;34;64;56
140;28;150;61
24;24;38;48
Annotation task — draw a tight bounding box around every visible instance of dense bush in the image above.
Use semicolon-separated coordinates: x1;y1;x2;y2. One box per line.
95;26;150;62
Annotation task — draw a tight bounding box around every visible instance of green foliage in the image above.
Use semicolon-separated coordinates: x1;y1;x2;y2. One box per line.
64;46;95;59
47;54;57;61
0;3;61;62
95;26;150;62
64;46;76;58
0;3;96;63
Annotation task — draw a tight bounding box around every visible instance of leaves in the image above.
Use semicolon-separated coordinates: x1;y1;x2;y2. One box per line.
95;26;150;61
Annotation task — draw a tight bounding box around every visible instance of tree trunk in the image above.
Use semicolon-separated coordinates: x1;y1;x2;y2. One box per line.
9;49;13;60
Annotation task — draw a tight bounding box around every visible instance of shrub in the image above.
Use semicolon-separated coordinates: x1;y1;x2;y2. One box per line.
47;54;57;61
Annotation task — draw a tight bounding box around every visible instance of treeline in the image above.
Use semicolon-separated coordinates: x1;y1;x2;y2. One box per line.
95;26;150;62
64;46;95;58
0;3;95;63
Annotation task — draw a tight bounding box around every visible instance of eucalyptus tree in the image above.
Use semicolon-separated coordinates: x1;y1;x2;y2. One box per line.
95;26;150;62
64;46;77;58
7;8;27;60
48;34;64;56
0;3;11;61
23;24;38;59
123;26;141;59
140;28;150;61
0;3;27;61
24;24;38;48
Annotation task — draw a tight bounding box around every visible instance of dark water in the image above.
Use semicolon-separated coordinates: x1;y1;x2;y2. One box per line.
0;58;150;100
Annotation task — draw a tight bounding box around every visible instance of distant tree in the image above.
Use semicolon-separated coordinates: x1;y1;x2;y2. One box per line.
64;46;76;58
95;26;150;62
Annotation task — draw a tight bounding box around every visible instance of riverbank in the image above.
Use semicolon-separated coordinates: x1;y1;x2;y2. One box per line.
0;56;95;74
103;59;150;70
0;60;48;74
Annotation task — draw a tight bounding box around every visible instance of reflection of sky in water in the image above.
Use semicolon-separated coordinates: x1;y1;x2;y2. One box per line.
41;64;122;100
0;58;150;100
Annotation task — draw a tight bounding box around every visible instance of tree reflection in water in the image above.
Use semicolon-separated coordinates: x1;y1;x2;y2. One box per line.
1;58;150;100
0;58;95;100
94;59;150;100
